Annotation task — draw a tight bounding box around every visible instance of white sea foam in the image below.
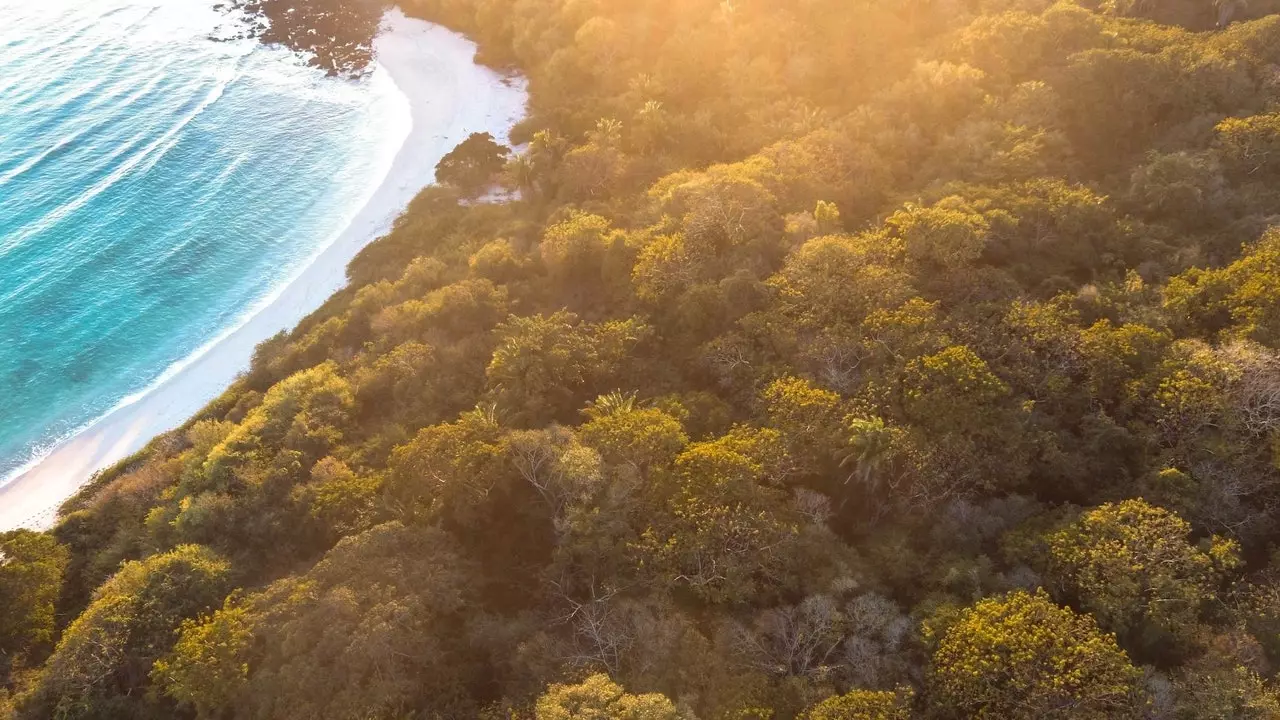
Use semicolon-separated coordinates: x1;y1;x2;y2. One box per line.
0;9;528;530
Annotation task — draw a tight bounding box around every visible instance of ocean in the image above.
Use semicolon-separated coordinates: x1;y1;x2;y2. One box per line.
0;0;408;485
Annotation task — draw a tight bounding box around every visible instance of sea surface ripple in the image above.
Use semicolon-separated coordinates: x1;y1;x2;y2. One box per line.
0;0;406;485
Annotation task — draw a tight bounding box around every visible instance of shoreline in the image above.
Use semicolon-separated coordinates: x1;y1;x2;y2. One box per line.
0;8;527;532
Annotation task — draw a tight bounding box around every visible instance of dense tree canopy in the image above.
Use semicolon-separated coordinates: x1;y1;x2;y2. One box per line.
10;0;1280;717
0;532;67;679
17;545;232;719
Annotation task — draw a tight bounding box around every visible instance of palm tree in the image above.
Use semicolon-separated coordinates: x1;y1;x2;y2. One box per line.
1216;0;1246;28
838;416;897;490
584;390;640;419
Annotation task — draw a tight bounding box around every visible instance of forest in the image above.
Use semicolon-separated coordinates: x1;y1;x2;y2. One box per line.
9;0;1280;716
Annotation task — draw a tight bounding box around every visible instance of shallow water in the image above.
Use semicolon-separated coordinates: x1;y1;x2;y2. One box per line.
0;0;406;484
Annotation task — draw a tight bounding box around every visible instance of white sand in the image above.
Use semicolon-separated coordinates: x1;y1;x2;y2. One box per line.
0;9;527;531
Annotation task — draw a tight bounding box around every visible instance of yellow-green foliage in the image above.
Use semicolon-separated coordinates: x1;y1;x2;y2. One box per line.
24;1;1280;718
535;674;687;720
203;362;355;486
156;524;479;720
800;687;913;720
151;598;253;720
18;545;232;719
1046;499;1239;637
0;531;68;668
929;590;1140;719
1216;112;1280;176
578;404;688;472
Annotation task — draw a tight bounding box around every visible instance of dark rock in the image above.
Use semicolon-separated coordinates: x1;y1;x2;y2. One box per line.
218;0;386;78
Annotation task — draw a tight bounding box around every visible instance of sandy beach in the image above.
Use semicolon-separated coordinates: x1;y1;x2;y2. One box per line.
0;8;527;531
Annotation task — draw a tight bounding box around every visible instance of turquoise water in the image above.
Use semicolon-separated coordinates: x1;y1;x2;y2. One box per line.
0;0;404;483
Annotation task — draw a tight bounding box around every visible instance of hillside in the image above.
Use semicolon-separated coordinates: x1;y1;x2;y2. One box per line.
7;0;1280;717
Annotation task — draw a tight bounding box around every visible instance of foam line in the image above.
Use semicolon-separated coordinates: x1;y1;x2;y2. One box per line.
0;9;528;531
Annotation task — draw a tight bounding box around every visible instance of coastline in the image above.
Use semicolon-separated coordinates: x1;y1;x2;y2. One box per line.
0;8;528;532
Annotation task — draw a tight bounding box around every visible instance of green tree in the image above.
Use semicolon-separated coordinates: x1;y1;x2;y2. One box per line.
386;407;507;523
579;400;688;476
901;346;1009;436
297;456;384;538
768;233;915;329
1165;229;1280;346
814;200;841;234
839;416;901;491
535;673;688;720
539;211;632;309
152;598;254;720
201;361;355;490
350;341;442;425
1216;112;1280;177
631;233;706;304
638;428;800;603
760;376;844;476
1125;151;1227;228
1174;663;1280;720
156;523;480;720
470;238;528;284
486;312;647;425
650;162;782;256
958;179;1123;288
0;531;69;676
436;131;510;195
928;590;1141;719
540;211;615;282
18;545;232;720
802;687;913;720
487;312;599;425
1045;499;1238;639
886;199;989;268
